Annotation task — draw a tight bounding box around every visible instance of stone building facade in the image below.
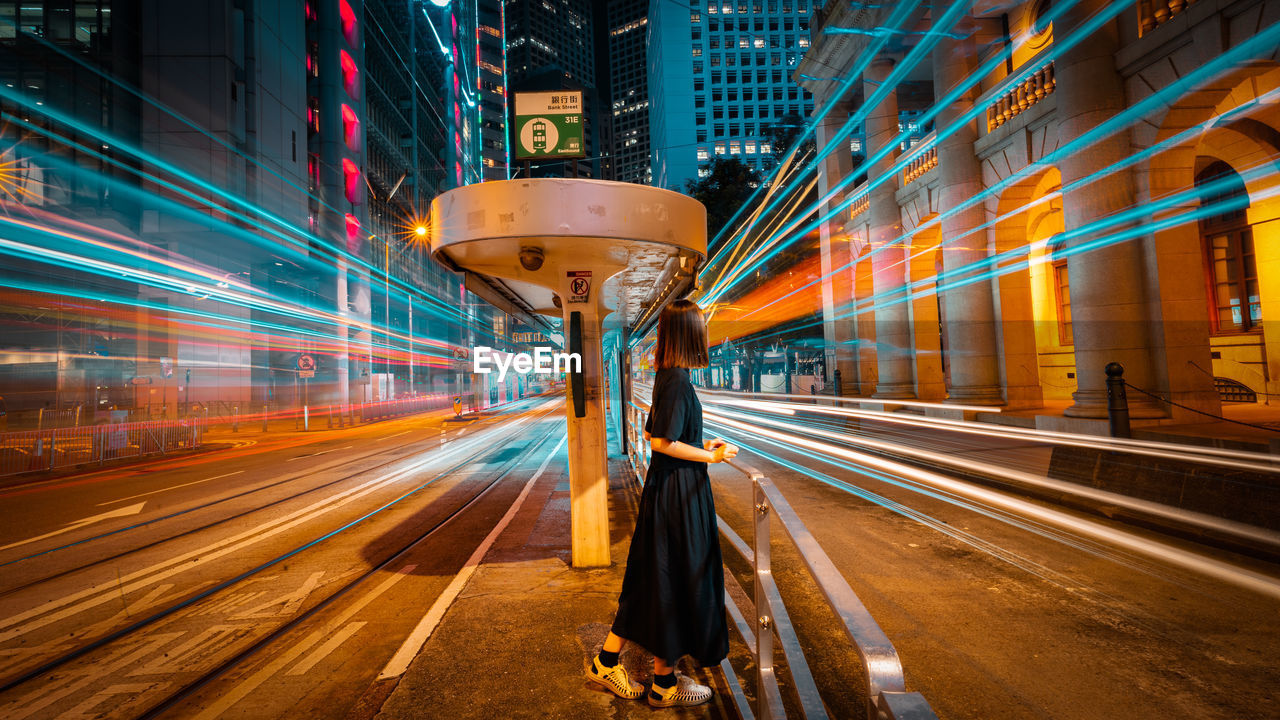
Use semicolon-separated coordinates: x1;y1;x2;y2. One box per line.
799;0;1280;432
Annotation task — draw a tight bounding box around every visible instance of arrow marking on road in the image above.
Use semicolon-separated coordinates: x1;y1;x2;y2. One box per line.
0;502;147;552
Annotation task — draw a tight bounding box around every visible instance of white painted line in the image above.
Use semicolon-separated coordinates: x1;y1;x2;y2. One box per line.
0;502;147;553
285;445;352;462
97;471;245;506
286;621;367;676
377;432;567;680
378;431;411;442
0;415;537;644
191;566;416;720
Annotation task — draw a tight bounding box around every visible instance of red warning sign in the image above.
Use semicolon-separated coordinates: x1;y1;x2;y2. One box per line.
567;271;591;303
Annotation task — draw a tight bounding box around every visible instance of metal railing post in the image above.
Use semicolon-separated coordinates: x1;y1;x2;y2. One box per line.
753;481;781;720
1105;362;1131;439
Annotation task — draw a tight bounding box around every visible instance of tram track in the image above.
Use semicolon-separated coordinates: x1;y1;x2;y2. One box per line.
0;397;545;599
131;420;564;720
0;402;561;718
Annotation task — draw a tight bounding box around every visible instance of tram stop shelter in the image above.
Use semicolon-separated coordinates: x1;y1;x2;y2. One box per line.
429;179;706;567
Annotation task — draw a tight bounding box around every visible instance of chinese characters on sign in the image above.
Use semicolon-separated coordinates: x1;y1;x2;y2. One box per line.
513;91;585;160
567;271;591;303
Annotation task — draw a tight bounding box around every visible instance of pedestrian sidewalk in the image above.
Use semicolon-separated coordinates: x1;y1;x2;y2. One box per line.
371;454;740;720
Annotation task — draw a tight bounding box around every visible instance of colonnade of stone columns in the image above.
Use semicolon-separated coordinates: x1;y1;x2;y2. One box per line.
807;1;1170;422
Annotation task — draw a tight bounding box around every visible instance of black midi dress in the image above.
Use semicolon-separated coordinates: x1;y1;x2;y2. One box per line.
611;367;729;666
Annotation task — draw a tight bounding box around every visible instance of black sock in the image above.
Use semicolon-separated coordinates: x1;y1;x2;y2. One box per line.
653;672;676;689
598;649;620;667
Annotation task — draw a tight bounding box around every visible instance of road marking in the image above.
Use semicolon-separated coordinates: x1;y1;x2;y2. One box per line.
60;682;168;720
191;566;416;720
378;432;566;680
0;415;535;645
232;572;324;619
130;624;249;675
0;502;147;553
285;445;353;462
377;431;411;442
97;471;245;506
286;621;366;676
3;632;182;720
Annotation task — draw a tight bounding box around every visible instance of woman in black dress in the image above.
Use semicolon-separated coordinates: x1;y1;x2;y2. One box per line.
585;299;739;708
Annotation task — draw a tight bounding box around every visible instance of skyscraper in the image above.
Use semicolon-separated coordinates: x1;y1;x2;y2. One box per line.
606;0;650;185
0;0;489;417
648;0;817;190
477;0;510;181
503;0;604;177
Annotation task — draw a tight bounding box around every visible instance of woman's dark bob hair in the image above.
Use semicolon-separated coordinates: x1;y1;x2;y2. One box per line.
654;299;709;369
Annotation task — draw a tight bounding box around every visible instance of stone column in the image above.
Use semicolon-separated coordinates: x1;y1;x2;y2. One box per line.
865;57;915;398
854;253;878;394
1057;0;1161;418
933;33;1003;405
815;98;858;395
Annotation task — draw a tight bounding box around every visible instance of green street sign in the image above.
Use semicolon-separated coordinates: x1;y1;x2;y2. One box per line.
513;91;585;160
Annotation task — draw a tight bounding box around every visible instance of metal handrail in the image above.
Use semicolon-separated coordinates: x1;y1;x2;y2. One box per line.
624;395;937;720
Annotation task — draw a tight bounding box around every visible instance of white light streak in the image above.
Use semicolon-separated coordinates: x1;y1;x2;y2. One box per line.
706;411;1280;600
700;395;1280;474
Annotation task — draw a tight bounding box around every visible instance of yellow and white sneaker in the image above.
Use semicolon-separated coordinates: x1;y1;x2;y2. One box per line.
586;655;644;700
648;674;713;708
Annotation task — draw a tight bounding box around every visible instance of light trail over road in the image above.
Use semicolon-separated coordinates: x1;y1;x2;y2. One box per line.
0;397;567;720
686;392;1280;719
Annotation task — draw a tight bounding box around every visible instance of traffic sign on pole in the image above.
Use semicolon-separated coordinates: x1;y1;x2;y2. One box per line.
513;91;585;160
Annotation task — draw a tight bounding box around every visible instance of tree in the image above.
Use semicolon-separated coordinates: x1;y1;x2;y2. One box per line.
683;158;763;242
764;113;815;165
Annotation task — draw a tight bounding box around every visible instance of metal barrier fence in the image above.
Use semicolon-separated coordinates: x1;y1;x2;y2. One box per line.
0;419;204;478
625;399;938;720
358;395;451;423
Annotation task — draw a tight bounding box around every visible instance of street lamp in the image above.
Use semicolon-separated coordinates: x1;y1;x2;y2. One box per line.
378;224;430;399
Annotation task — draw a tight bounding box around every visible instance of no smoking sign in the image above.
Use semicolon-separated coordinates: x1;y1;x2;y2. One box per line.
567;271;591;303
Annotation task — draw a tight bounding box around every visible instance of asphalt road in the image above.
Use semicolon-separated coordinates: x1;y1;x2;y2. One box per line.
0;396;566;720
705;410;1280;720
3;391;1278;720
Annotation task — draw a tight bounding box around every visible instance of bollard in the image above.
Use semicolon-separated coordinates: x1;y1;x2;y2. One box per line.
833;368;843;397
1105;362;1131;439
304;405;309;431
327;407;333;429
262;405;269;432
233;406;239;433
